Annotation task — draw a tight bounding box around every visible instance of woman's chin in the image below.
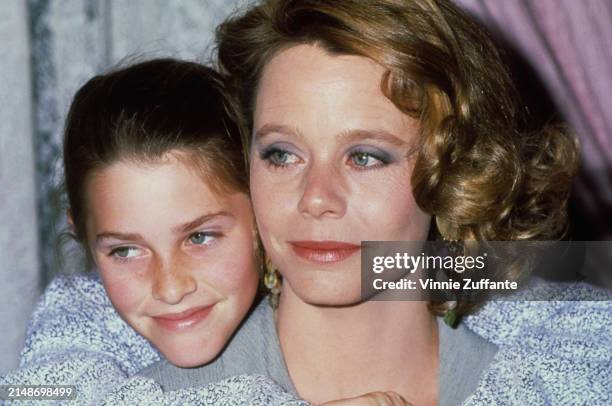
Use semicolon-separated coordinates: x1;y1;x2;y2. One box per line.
284;275;365;308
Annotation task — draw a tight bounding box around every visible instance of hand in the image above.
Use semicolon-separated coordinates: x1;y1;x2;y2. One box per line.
319;391;413;406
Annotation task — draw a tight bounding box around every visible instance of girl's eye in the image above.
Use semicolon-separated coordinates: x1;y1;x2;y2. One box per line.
188;232;215;245
110;247;141;260
260;147;300;167
348;150;388;169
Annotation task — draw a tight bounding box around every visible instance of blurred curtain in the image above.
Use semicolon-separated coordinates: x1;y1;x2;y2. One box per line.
0;0;39;376
456;0;612;286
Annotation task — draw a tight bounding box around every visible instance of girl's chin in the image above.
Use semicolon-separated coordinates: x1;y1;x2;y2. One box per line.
153;336;222;368
161;347;216;368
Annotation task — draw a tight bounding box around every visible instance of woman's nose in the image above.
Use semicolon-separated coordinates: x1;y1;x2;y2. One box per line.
297;163;347;219
151;259;197;305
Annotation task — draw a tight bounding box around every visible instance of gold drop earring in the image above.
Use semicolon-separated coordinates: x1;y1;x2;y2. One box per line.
264;256;282;309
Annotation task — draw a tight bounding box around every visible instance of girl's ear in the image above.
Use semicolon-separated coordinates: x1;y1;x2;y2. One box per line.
66;210;76;233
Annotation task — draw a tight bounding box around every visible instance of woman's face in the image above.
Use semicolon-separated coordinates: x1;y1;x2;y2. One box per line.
85;154;258;367
251;44;431;306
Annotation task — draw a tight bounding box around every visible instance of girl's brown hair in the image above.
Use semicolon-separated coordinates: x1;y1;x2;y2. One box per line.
63;59;247;248
215;0;580;315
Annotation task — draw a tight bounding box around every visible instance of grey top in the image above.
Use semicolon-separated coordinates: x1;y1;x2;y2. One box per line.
140;299;497;405
437;313;497;405
140;299;298;395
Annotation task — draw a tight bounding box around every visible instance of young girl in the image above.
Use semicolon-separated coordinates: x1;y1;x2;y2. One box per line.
63;58;260;370
3;58;406;405
0;58;304;404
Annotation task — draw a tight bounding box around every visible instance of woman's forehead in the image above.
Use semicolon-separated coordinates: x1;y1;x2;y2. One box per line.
256;44;383;103
254;44;417;141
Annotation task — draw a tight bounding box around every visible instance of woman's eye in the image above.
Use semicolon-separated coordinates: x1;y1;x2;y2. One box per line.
110;247;141;260
348;151;386;168
188;232;215;245
261;147;300;167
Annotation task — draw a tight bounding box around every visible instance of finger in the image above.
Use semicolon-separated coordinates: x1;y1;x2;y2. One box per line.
381;391;410;406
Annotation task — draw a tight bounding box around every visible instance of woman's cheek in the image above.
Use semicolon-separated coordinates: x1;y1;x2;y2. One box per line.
356;170;430;240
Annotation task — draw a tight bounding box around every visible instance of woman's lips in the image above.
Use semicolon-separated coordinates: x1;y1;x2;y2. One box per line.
289;240;361;263
153;305;215;332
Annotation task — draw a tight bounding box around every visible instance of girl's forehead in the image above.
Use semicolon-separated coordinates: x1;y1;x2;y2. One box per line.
84;158;252;242
86;158;228;210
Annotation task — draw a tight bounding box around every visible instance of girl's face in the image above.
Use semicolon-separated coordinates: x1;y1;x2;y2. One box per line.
85;154;258;367
251;44;431;306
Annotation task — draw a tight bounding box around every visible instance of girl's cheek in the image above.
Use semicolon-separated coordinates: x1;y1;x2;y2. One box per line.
205;256;256;290
234;229;259;281
206;232;259;292
99;267;147;315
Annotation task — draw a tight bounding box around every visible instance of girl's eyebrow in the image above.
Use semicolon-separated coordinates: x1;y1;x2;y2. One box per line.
172;211;233;234
96;232;143;244
95;212;233;245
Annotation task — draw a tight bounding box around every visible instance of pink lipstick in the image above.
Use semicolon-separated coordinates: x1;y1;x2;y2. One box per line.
153;305;214;332
289;240;361;263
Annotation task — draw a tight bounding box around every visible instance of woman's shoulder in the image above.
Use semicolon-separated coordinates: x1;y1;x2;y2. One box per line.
463;278;611;346
462;279;611;404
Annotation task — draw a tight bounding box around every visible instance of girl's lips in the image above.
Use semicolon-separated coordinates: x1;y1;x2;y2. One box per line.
289;240;361;263
153;305;215;332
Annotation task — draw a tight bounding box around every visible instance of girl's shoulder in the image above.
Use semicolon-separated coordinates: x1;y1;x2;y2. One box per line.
31;272;108;311
20;272;159;375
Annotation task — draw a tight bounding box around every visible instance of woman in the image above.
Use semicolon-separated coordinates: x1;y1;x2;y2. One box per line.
142;0;610;405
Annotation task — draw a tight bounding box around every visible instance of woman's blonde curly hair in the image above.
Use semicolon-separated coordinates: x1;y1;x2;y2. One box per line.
215;0;580;316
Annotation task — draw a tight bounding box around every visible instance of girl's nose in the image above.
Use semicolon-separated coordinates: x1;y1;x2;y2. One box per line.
151;259;197;305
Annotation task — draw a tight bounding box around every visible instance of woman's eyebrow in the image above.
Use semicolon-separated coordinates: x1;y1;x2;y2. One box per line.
338;129;409;147
254;124;409;148
172;211;232;234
